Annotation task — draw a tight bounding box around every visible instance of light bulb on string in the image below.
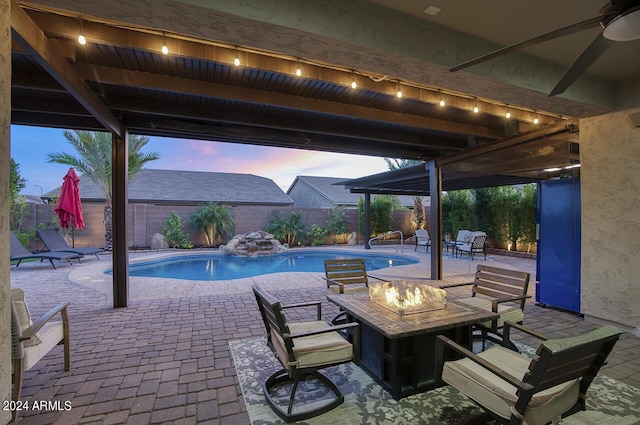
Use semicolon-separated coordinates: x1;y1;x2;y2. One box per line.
439;91;445;107
533;112;540;125
473;99;479;114
77;32;86;45
396;81;403;98
351;73;357;89
295;63;302;77
161;33;168;55
505;107;511;119
234;53;240;67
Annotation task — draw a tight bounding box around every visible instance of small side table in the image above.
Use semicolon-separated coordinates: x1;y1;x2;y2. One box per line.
443;240;457;255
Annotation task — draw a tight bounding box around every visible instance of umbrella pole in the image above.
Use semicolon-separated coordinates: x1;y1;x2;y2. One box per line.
71;214;75;248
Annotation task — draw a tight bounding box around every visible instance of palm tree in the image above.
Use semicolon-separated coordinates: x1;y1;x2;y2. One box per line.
47;130;160;250
384;158;427;230
189;203;235;247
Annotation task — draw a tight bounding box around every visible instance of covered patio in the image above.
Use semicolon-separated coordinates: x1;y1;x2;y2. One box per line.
9;249;640;424
3;1;639;424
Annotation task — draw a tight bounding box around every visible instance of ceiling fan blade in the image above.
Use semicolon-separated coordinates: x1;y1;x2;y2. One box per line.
450;15;606;72
549;33;614;96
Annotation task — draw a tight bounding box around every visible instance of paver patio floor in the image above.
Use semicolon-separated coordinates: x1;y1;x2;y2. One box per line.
9;247;640;424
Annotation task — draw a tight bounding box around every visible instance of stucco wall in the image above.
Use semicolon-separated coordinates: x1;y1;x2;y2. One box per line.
580;108;640;332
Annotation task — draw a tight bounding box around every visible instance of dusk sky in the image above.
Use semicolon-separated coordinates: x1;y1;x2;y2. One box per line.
11;125;391;196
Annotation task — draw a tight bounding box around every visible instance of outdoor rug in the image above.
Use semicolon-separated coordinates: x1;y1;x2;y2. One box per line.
230;337;640;425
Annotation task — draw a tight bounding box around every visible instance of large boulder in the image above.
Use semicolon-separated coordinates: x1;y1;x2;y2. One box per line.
221;230;288;256
150;233;169;250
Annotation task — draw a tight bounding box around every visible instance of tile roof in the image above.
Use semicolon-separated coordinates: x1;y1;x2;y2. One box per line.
45;169;293;205
288;176;424;207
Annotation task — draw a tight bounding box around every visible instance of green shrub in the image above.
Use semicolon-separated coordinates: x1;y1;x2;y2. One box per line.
358;195;395;236
308;224;327;246
189;203;235;247
325;206;349;243
266;210;306;246
163;212;193;249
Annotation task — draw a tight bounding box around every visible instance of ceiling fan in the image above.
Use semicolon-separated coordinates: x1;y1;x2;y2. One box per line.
449;0;640;96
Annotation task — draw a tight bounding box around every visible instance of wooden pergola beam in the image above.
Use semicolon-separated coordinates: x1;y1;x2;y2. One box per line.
10;0;121;137
73;62;502;139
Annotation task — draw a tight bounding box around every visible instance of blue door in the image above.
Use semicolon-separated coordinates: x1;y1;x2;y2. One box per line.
536;179;581;313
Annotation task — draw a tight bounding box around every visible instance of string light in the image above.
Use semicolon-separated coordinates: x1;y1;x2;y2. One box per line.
161;33;168;55
62;12;560;127
77;21;86;45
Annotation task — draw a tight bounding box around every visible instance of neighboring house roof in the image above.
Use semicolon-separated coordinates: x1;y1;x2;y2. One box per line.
287;176;426;208
44;169;294;205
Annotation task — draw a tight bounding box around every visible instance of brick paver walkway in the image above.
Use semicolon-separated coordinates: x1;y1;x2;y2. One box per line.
9;250;640;424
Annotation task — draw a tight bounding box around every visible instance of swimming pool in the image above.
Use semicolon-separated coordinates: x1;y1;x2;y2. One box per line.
112;250;418;281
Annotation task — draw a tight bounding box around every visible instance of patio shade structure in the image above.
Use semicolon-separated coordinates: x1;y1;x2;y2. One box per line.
339;119;580;279
53;168;85;246
8;0;632;308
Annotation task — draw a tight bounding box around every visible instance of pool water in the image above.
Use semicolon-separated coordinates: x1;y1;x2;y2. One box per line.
114;250;418;281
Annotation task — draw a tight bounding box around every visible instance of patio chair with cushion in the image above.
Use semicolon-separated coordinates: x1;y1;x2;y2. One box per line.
436;321;622;425
439;264;530;349
413;229;431;253
455;231;487;260
10;231;81;269
37;228;102;260
252;284;360;423
11;288;71;422
324;258;386;294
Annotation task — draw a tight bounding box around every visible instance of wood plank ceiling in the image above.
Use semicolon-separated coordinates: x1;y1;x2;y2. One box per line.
11;3;577;178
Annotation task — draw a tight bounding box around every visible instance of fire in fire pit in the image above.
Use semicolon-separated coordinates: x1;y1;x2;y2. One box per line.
369;280;446;317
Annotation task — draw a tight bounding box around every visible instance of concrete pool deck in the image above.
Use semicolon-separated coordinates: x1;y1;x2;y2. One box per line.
9;245;638;425
65;246;538;303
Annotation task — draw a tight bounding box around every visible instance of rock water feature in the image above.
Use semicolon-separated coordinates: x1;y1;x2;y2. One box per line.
220;231;288;256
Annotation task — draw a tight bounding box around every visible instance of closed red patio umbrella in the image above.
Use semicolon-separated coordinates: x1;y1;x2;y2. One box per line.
54;168;85;246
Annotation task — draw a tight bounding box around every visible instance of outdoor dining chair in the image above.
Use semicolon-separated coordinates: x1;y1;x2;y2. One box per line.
437;321;622;425
252;284;359;423
413;229;431;253
440;264;530;350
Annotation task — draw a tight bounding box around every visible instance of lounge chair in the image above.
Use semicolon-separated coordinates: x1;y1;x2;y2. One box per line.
11;288;71;423
37;228;102;260
437;321;622;425
10;231;81;270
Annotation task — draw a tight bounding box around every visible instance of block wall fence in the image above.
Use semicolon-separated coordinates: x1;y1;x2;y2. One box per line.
19;202;419;250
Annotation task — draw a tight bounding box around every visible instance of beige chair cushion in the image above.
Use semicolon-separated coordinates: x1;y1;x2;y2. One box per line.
23;321;65;371
442;346;579;425
272;320;353;369
11;289;33;333
458;297;524;329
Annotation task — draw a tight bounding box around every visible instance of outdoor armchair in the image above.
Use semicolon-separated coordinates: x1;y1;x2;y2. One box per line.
436;321;622;425
413;229;431;253
455;231;487;260
252;284;359;423
11;288;71;423
37;228;102;260
10;231;81;269
324;258;386;294
440;264;530;349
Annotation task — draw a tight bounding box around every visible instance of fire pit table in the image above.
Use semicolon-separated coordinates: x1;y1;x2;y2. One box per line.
327;283;498;400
